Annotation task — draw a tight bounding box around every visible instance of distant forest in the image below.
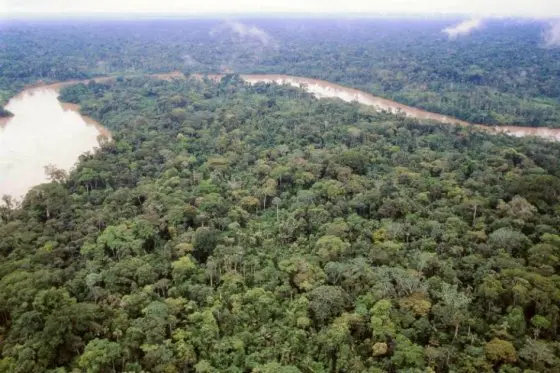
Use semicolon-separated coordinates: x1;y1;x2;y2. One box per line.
1;18;560;126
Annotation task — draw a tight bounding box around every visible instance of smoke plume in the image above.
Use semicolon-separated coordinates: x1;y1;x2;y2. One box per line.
443;19;483;39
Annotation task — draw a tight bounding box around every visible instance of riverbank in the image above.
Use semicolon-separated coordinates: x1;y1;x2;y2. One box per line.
4;71;560;141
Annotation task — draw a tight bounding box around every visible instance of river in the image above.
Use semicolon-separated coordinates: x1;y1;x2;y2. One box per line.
2;71;559;200
237;74;560;141
0;87;110;200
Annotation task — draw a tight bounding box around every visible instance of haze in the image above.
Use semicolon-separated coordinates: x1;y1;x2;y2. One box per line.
2;0;560;18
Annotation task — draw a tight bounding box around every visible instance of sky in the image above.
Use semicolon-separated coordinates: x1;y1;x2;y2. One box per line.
1;0;560;18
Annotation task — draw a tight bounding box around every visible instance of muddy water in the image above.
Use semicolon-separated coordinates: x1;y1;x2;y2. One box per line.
238;74;560;141
0;87;109;199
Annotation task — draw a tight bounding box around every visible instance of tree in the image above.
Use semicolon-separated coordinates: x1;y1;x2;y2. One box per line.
391;335;425;370
309;286;346;325
370;299;396;340
170;108;188;122
96;223;143;260
433;281;471;367
488;228;530;255
272;196;281;221
78;338;122;373
23;183;70;220
253;362;302;373
172;256;197;284
484;338;517;364
315;235;349;263
518;338;557;371
497;195;537;223
193;227;219;262
44;164;68;183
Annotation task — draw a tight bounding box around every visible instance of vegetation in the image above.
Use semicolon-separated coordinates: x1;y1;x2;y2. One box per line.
1;18;560;126
0;75;559;372
0;107;12;118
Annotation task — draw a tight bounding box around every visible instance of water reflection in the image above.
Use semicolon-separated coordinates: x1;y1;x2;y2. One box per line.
0;88;108;200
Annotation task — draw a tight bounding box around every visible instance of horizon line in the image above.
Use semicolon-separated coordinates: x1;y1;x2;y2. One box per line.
1;11;560;21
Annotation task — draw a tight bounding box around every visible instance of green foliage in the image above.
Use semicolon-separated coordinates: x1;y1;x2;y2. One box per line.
484;338;517;364
391;335;425;370
315;235;349;263
1;73;560;372
309;286;347;325
254;362;302;373
78;339;122;373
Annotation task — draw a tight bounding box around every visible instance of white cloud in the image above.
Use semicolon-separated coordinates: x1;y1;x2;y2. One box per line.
212;20;274;46
543;20;560;47
443;19;483;38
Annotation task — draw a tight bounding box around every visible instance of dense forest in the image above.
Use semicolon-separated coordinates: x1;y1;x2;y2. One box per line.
1;18;560;125
0;75;559;372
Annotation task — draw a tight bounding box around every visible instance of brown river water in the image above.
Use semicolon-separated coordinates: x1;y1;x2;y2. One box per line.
1;71;559;199
0;87;110;199
236;74;560;141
